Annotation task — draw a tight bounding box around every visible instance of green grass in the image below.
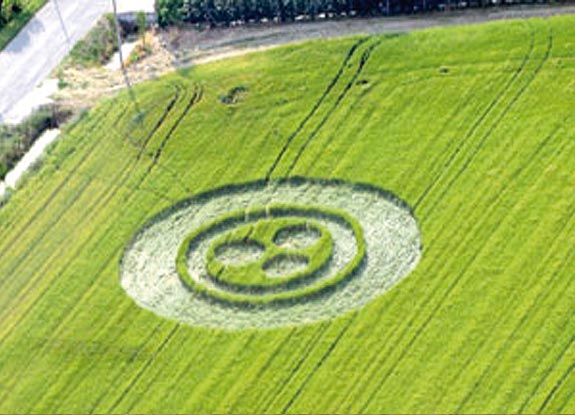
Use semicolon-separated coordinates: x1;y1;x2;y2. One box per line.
65;14;119;67
0;0;47;51
0;105;68;181
1;14;575;413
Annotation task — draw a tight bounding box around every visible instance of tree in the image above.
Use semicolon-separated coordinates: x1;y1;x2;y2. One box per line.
155;0;185;27
0;0;6;24
1;0;21;22
136;11;147;48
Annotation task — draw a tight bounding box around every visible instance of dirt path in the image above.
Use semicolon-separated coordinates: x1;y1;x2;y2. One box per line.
168;3;575;64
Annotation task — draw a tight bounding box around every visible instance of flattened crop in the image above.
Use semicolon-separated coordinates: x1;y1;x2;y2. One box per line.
120;178;422;329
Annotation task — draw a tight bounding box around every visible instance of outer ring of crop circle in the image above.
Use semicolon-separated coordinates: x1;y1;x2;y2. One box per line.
119;176;422;330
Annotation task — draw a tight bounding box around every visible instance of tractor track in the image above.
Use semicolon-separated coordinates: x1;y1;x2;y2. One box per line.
0;93;177;294
538;347;575;413
153;86;204;164
265;37;369;181
111;82;199;196
463;239;575;413
1;15;568;414
136;85;183;161
170;21;554;414
0;205;167;405
0;102;126;268
63;72;337;412
320;39;531;412
115;328;215;413
520;326;575;412
421;27;554;217
132;85;204;194
0;283;167;409
535;273;575;414
448;128;575;412
83;319;168;414
0;88;191;346
380;29;553;394
262;323;332;411
254;55;382;403
106;323;182;413
285;39;383;177
359;112;563;414
336;28;553;412
413;21;538;210
225;327;298;411
1;162;187;411
1;84;205;412
281;313;358;413
243;40;395;411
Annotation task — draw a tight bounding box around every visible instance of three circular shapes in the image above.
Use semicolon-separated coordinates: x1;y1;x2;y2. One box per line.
120;178;422;329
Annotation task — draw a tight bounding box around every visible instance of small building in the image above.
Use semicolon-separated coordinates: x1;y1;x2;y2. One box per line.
115;0;157;24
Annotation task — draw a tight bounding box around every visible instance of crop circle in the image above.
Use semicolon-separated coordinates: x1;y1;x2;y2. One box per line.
213;239;265;267
198;213;335;291
120;178;422;329
273;223;323;249
263;253;310;278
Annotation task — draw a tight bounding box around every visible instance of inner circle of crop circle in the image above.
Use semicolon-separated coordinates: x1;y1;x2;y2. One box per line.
120;178;422;329
178;205;357;300
206;217;331;287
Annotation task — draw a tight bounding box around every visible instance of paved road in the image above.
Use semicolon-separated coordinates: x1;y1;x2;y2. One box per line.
0;0;110;123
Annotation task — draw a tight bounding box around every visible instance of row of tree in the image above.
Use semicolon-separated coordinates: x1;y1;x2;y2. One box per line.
155;0;561;27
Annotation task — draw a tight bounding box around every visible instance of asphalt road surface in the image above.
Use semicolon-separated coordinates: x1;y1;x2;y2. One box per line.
0;0;110;123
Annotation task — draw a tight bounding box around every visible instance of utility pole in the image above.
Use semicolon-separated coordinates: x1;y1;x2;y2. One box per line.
110;0;142;119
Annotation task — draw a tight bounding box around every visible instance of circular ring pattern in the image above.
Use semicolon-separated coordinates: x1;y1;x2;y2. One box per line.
177;204;363;303
120;178;422;329
204;216;334;291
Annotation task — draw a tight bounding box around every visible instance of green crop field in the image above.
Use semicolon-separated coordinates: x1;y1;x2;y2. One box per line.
2;14;575;413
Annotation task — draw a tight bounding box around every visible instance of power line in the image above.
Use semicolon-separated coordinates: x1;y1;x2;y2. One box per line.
110;0;143;119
